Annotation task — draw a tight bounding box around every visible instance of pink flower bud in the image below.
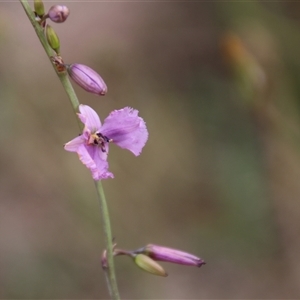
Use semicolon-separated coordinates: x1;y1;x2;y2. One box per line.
67;64;107;96
138;244;206;267
47;5;70;23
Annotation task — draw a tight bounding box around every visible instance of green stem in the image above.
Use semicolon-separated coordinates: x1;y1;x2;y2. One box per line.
19;0;82;129
58;74;82;129
19;1;120;299
20;0;52;56
95;181;120;300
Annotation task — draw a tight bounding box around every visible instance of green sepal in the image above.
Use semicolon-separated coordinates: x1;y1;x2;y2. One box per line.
34;0;45;17
45;24;60;54
134;254;168;277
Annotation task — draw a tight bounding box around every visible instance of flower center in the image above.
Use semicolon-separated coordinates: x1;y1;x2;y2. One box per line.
88;132;112;152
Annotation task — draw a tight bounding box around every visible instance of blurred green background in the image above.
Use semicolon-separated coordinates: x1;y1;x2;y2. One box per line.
1;1;300;299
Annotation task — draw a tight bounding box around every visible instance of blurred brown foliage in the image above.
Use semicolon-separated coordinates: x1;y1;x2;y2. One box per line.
1;1;300;299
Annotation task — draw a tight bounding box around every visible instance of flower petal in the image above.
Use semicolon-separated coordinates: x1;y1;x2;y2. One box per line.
78;105;102;132
101;107;148;156
64;135;85;152
77;144;113;180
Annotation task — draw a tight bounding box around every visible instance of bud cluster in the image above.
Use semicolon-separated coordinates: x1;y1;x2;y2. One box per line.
33;0;107;95
34;0;69;24
112;243;205;277
34;0;69;56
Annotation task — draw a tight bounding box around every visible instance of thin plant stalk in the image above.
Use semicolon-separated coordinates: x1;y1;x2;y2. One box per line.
19;1;120;299
95;181;120;299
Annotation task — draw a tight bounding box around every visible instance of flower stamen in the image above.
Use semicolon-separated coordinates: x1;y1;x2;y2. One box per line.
88;132;111;152
96;132;111;143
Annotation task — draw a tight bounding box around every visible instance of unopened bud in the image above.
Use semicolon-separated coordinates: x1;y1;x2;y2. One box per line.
45;25;60;54
47;5;70;23
34;0;45;17
134;254;168;277
67;64;107;96
138;244;206;267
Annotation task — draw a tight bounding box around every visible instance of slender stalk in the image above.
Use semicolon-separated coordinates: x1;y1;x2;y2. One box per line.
19;1;120;299
19;0;83;129
20;0;52;56
95;181;120;300
58;74;83;129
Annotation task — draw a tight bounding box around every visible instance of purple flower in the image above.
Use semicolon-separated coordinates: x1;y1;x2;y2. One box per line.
137;244;206;267
64;105;148;180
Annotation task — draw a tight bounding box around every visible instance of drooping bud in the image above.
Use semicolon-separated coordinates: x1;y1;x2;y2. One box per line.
45;25;60;54
134;254;168;277
46;5;70;23
67;64;107;96
136;244;206;267
34;0;45;17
